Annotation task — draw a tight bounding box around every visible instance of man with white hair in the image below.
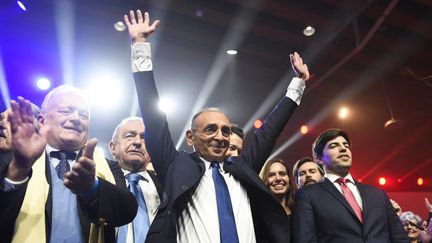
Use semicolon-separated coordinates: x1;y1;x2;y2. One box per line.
0;86;137;243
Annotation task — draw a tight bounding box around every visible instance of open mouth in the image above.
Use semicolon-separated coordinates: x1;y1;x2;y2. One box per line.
272;184;286;190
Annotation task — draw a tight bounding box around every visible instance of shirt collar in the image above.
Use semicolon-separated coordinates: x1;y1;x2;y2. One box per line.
325;173;356;185
121;168;150;182
200;156;225;172
46;144;79;161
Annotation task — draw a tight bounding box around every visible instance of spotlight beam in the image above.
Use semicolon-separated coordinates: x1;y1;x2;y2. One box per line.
397;158;432;182
359;120;431;181
243;0;396;134
54;0;75;84
0;55;10;109
175;0;262;149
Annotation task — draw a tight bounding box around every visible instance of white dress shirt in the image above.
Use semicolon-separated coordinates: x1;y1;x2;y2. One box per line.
325;173;363;210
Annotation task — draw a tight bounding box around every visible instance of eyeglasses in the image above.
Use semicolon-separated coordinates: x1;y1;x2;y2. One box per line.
403;221;424;231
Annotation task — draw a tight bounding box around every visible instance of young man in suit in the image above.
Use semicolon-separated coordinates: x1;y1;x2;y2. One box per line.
108;117;162;243
0;87;137;243
292;128;409;243
124;10;309;243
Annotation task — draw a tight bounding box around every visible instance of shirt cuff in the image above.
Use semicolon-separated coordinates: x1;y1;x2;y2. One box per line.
2;176;30;192
285;77;306;105
131;42;153;73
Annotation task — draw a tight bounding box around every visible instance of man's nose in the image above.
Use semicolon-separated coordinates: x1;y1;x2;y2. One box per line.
69;111;80;123
132;136;143;146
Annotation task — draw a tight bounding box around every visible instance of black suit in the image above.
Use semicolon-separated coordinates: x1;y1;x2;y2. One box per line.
106;159;163;201
0;154;138;243
292;178;409;243
134;71;298;243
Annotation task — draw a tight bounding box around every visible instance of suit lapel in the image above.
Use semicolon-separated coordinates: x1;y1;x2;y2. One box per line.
223;157;269;192
321;178;362;223
355;181;368;221
149;171;163;199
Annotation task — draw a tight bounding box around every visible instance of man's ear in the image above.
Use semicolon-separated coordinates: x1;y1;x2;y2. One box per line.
37;114;45;127
108;141;116;157
186;130;194;146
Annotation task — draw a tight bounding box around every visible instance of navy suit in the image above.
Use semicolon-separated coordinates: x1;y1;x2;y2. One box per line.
134;71;298;243
292;178;409;243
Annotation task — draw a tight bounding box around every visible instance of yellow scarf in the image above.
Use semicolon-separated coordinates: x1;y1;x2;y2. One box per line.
12;149;115;243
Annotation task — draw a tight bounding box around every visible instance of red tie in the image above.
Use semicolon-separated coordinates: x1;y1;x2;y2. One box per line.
336;178;363;223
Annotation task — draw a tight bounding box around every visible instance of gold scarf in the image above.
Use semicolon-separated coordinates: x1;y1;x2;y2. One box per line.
12;149;115;243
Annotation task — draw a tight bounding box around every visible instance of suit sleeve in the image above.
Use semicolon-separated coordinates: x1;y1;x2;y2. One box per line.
383;190;410;242
78;177;138;227
242;96;298;173
0;158;28;242
133;71;179;186
292;189;318;243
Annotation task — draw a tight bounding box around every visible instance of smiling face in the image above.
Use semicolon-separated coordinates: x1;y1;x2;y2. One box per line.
39;91;89;151
403;220;421;241
186;111;231;162
267;162;290;196
0;110;12;152
225;132;243;157
318;136;352;177
109;119;150;173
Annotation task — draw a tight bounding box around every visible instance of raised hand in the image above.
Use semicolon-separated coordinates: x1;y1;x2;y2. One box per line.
64;138;97;195
390;199;402;216
425;198;432;212
290;52;310;81
124;9;160;44
7;97;46;181
421;218;432;243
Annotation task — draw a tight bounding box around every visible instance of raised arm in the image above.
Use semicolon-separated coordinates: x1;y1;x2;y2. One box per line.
243;52;309;172
125;10;178;184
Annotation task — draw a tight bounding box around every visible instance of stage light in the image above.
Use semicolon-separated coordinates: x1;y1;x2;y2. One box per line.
226;50;237;55
339;107;349;119
17;1;27;11
417;178;424;186
253;119;262;129
158;97;174;114
300;125;308;134
86;72;125;110
397;178;402;183
303;26;315;36
114;21;126;32
36;78;51;90
378;177;386;185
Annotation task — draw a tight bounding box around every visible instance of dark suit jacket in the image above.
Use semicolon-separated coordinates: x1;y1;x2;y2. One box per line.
106;159;164;201
134;71;298;243
292;178;409;243
0;154;138;243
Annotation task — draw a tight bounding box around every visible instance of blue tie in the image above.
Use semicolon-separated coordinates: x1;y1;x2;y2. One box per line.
211;162;239;243
117;173;150;243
